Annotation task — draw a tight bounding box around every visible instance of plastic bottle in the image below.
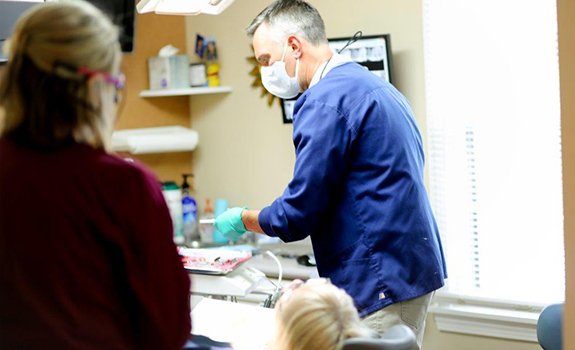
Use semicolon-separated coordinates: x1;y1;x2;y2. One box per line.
199;198;215;244
181;174;199;246
161;181;184;245
204;38;220;87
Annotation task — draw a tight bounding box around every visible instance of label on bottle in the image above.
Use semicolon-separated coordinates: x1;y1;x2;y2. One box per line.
182;195;199;244
182;196;197;223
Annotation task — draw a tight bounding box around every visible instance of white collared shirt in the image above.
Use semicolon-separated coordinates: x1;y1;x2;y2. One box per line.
309;51;353;88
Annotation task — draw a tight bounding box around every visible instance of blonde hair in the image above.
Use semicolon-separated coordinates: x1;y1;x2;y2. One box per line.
0;0;121;150
272;279;373;350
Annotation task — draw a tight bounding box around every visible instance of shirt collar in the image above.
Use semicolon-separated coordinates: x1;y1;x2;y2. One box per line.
309;51;353;88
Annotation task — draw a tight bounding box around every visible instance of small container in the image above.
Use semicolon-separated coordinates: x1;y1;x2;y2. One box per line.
189;63;207;87
199;198;215;244
206;62;220;87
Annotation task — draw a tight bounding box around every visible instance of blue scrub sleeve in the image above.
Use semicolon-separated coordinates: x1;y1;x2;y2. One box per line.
259;100;355;241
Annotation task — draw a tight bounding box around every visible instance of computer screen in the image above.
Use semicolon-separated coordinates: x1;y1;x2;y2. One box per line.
0;0;135;63
89;0;136;53
0;1;43;63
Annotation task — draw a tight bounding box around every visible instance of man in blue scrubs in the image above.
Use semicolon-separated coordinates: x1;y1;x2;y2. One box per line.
215;0;446;347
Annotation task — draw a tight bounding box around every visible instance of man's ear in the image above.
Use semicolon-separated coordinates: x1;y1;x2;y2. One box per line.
287;35;302;59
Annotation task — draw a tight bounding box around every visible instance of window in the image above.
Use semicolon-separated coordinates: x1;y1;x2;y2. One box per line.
423;0;564;341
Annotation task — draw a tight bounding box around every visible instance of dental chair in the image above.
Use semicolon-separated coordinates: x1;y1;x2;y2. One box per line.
342;324;416;350
537;303;563;350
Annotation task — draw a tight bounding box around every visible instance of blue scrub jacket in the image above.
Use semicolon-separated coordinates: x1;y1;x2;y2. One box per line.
259;62;447;317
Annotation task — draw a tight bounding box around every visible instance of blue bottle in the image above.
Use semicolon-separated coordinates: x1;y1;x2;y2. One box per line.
181;174;199;246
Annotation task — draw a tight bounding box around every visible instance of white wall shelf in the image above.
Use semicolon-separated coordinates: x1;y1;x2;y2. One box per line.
139;86;232;98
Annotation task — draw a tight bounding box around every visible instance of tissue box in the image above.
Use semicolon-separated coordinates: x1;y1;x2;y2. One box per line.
148;55;190;90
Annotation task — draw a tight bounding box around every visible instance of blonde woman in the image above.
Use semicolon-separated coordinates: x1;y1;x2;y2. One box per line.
271;278;374;350
0;2;191;349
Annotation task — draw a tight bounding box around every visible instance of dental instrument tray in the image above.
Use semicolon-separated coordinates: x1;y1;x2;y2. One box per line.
178;247;252;275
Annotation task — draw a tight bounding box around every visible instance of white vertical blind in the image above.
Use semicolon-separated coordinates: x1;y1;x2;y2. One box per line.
423;0;564;305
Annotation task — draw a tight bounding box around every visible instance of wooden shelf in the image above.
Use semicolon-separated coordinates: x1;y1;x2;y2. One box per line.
139;86;232;98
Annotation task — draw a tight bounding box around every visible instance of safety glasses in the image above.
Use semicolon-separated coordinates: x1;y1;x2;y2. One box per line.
77;67;125;90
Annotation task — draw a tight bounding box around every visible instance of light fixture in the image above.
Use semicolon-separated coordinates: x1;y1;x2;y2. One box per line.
136;0;235;15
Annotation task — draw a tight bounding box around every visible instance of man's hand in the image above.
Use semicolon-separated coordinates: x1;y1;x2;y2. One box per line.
214;207;247;241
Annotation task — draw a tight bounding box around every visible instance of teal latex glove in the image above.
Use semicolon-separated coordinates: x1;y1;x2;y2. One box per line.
215;207;247;241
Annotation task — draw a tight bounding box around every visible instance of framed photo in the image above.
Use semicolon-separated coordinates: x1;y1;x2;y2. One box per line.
328;33;393;84
281;97;297;124
280;34;393;124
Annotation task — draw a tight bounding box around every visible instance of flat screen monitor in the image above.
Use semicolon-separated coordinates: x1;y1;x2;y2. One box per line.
328;33;393;85
90;0;136;53
0;0;135;63
0;1;42;63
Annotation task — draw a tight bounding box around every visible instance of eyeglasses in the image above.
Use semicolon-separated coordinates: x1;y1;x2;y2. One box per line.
77;66;125;104
51;61;126;105
77;67;125;90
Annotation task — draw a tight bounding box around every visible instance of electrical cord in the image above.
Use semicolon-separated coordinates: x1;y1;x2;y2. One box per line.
262;250;283;308
319;30;363;80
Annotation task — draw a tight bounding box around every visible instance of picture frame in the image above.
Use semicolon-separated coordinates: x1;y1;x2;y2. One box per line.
281;97;297;124
328;33;393;84
280;34;393;124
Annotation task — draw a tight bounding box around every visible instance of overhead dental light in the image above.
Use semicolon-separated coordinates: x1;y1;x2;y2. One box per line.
136;0;235;15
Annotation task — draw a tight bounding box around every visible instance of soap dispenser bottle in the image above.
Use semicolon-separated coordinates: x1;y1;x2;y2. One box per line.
181;174;199;246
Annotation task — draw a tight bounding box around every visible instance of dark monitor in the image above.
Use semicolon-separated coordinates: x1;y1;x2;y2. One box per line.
0;1;42;63
89;0;136;53
0;0;135;64
328;34;393;85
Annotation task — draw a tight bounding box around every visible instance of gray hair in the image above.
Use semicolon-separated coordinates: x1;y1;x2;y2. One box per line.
246;0;327;46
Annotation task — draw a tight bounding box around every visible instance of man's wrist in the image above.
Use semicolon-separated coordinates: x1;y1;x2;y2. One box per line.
242;209;264;233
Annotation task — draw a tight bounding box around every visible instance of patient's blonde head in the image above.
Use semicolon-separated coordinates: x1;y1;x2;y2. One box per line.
0;0;121;150
272;278;373;350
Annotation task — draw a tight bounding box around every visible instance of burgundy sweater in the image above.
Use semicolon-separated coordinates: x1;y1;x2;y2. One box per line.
0;139;191;350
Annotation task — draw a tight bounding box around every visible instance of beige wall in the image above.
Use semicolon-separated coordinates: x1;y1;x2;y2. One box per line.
185;1;566;349
557;0;574;348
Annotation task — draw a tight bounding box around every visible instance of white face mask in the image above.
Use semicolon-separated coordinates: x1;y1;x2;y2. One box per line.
260;43;301;99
